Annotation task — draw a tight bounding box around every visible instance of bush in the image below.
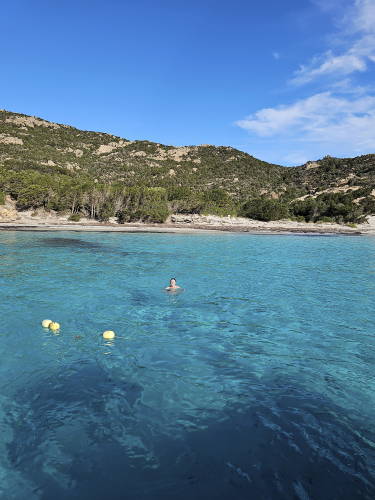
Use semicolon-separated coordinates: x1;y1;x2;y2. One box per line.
68;214;81;222
167;187;204;214
0;191;5;205
290;198;322;222
16;184;49;210
117;187;169;223
317;216;334;223
97;202;114;222
316;192;364;223
201;188;238;216
292;215;306;222
290;194;365;223
360;196;375;215
240;198;289;221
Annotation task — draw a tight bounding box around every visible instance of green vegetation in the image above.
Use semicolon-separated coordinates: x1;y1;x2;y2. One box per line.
116;187;169;223
0;191;5;205
68;214;81;222
240;198;289;221
290;192;366;224
0;110;374;223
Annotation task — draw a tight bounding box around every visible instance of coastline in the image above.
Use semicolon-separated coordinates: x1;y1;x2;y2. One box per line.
0;220;369;235
1;201;374;235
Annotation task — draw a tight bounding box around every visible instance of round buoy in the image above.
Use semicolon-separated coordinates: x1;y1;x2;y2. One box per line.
42;319;52;328
49;322;60;331
103;330;115;340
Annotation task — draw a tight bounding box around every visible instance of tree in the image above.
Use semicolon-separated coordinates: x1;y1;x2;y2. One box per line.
240;198;289;221
16;184;49;210
117;187;169;223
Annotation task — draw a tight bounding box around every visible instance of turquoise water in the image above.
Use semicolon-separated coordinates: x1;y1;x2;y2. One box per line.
0;231;374;499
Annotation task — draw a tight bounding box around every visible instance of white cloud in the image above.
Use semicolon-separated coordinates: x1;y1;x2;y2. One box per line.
236;91;375;150
291;0;375;85
235;1;375;164
291;51;367;85
349;0;375;34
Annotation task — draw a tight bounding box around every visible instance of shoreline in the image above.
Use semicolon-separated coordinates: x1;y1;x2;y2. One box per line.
1;203;373;235
0;221;367;235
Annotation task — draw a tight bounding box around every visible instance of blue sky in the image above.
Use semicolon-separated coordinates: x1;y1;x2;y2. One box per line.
1;0;374;165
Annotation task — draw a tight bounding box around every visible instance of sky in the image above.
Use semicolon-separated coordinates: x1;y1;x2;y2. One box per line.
1;0;375;165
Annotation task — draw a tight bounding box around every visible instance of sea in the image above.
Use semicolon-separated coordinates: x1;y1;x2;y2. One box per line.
0;230;374;499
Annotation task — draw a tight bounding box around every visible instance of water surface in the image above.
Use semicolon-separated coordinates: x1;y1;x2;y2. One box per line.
0;231;374;499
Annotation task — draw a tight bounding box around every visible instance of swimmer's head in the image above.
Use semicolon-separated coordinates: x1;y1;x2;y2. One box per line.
170;277;176;287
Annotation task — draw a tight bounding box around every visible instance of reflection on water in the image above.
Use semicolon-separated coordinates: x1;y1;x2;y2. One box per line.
38;237;105;249
36;236;131;257
0;231;374;499
6;363;375;500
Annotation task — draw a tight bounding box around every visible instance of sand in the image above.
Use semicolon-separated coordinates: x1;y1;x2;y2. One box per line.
0;202;373;235
0;218;371;235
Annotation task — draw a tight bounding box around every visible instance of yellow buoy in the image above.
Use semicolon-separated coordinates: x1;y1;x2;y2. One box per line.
49;322;60;331
42;319;52;328
103;330;115;340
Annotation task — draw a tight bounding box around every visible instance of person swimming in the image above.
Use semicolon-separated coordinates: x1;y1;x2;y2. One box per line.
165;277;181;291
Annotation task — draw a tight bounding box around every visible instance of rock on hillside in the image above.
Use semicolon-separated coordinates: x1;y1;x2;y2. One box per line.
0;109;374;203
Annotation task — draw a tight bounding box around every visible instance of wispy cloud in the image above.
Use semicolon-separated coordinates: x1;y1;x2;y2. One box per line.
235;0;375;163
236;91;375;150
272;51;280;60
291;0;375;85
348;0;375;34
291;51;367;85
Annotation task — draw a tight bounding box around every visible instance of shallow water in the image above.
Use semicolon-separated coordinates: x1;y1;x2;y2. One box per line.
0;231;374;499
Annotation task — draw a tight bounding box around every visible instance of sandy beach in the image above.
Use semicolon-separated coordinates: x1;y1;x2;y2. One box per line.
0;211;373;235
1;195;374;235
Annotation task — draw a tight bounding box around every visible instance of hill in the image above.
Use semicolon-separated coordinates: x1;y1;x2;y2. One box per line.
0;109;374;223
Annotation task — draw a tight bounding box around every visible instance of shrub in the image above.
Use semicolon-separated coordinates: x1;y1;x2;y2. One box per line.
240;198;289;221
0;191;5;205
290;194;365;224
97;202;115;222
167;187;204;214
202;188;238;216
290;198;322;222
117;187;169;223
316;192;364;223
68;214;81;222
360;196;375;215
317;216;334;223
16;184;49;210
291;215;306;223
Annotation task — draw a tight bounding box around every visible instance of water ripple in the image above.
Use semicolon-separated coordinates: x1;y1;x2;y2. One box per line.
0;231;374;499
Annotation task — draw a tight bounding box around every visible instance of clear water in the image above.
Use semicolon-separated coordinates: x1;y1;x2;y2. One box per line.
0;231;374;500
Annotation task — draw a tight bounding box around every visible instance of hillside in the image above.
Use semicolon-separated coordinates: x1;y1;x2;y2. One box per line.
0;109;374;223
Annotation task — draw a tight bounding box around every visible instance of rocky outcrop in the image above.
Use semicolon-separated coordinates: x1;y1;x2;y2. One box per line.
0;205;19;222
170;214;251;225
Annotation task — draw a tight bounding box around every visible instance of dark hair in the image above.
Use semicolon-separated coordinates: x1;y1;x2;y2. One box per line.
170;277;176;281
